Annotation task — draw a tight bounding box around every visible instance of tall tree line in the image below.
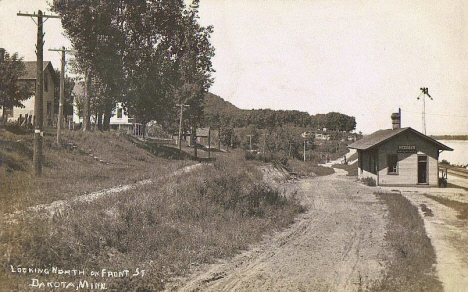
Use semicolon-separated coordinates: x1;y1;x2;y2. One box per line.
52;0;214;132
203;93;357;132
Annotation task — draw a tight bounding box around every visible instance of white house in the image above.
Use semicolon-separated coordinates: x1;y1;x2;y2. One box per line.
1;61;57;127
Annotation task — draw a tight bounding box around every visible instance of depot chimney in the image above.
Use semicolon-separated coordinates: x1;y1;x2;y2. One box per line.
391;109;401;130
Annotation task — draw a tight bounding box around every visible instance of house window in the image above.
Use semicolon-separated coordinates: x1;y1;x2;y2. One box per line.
47;102;52;116
44;73;48;92
5;107;13;117
387;154;398;174
117;108;123;119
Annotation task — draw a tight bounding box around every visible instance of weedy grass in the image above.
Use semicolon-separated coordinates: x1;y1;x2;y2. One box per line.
332;162;357;176
287;159;335;177
372;192;442;291
1;140;303;291
423;194;468;220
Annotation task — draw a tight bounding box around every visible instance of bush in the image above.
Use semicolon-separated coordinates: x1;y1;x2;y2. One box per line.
361;177;376;186
244;150;257;160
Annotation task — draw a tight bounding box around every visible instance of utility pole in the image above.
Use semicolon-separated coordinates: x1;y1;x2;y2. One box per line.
262;133;266;157
82;68;92;131
418;87;433;135
0;48;4;124
192;126;198;158
208;127;211;158
49;47;73;146
18;10;60;176
176;103;190;150
217;127;221;151
303;140;306;162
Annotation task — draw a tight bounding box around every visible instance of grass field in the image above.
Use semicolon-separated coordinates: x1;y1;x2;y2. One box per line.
0;126;303;291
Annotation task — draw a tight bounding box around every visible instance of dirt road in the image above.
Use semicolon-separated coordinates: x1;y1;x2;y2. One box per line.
167;169;389;291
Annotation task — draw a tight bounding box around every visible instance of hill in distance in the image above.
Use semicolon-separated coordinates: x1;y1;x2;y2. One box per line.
203;92;357;132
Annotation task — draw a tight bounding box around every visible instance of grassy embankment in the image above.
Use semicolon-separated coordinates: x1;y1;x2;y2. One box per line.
0;126;193;214
287;159;335;177
332;150;358;176
373;192;442;291
0;126;303;291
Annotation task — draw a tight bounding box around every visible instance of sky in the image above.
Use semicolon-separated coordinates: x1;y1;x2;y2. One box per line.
1;0;467;135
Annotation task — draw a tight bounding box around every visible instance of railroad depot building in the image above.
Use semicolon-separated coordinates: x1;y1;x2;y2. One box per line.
348;112;452;187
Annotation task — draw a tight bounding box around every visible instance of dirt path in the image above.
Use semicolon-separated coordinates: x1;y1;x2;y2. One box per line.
166;170;389;291
4;163;206;221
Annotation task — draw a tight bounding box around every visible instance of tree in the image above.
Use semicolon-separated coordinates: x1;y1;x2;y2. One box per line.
0;51;32;123
52;1;128;131
52;0;214;135
53;71;75;118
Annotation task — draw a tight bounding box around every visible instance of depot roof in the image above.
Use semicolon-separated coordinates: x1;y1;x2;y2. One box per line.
348;127;453;151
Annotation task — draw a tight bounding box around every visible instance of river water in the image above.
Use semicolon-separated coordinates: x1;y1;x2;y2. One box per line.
438;140;468;166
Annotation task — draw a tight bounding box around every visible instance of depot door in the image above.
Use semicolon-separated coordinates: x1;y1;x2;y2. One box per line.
418;156;428;184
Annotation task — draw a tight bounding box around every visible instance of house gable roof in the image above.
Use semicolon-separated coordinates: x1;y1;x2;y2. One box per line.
20;61;57;83
348;127;453;151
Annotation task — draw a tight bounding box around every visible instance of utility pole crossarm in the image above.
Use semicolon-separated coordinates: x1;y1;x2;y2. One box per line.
17;12;60;18
48;48;75;53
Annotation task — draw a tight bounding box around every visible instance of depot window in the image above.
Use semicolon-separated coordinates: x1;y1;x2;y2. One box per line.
387;154;398;174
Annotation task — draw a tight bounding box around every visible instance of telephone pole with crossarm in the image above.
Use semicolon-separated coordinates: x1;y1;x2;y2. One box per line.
49;47;74;146
17;10;60;176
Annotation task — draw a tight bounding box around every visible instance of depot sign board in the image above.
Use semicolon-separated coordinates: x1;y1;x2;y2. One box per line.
397;145;417;153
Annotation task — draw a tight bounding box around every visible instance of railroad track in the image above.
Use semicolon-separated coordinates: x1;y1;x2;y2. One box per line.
448;169;468;179
442;165;468;180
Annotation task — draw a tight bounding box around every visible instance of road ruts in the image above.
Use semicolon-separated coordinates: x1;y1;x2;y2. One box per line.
166;170;389;292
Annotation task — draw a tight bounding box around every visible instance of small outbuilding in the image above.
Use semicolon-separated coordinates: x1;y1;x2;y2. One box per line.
348;112;452;187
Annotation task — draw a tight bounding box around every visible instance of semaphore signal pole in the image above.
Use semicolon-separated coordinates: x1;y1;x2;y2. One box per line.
418;87;433;135
18;10;60;176
49;47;74;146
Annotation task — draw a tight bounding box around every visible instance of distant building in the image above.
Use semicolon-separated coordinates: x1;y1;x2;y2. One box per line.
109;102;133;131
314;132;331;141
347;134;357;142
1;61;57;126
71;84;140;134
172;127;218;147
348;112;452;187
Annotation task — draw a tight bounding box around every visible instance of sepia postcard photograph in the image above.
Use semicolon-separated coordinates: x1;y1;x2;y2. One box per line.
0;0;467;291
